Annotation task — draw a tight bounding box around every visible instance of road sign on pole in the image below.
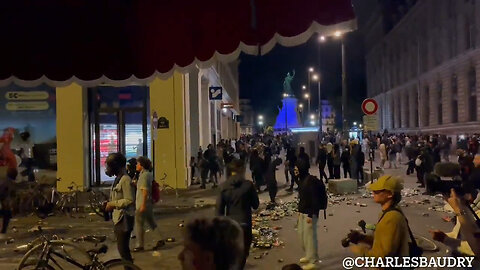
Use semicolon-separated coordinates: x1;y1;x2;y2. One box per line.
362;98;378;115
363;115;379;131
209;86;222;100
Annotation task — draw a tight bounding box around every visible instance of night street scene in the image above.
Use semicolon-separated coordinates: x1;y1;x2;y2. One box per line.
3;0;480;269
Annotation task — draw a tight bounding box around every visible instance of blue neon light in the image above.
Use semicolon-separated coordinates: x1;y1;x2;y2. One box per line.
274;97;301;130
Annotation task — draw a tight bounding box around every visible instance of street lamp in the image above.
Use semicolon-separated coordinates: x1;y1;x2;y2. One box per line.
318;31;347;138
310;114;315;120
258;115;264;120
359;124;363;128
258;121;264;126
308;67;314;72
353;122;357;126
302;85;306;90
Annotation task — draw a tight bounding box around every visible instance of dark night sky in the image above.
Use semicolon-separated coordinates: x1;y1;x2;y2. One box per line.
239;2;369;128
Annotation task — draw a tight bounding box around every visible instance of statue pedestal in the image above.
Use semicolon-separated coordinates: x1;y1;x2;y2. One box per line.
274;97;301;131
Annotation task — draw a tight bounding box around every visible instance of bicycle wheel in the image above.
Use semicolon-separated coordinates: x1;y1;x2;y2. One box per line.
18;240;92;270
89;190;109;218
414;234;438;252
101;259;142;270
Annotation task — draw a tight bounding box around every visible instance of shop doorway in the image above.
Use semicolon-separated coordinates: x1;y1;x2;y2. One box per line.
89;86;149;186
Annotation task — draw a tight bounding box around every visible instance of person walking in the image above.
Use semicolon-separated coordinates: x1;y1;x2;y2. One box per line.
286;146;298;192
265;158;283;204
349;175;414;258
315;144;328;183
332;144;341;179
249;149;265;192
104;153;135;263
379;143;387;169
326;142;334;179
133;156;160;252
340;146;351;178
216;159;259;269
296;166;328;270
353;145;365;184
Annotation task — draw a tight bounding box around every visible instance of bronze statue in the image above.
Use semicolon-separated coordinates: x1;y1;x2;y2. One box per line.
283;70;295;95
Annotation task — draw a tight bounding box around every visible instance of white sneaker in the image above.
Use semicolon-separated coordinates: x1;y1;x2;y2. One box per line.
299;257;309;264
302;263;319;270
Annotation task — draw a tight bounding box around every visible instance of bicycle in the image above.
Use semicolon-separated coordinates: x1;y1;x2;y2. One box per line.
32;179;82;219
87;188;110;219
17;234;141;270
157;173;178;197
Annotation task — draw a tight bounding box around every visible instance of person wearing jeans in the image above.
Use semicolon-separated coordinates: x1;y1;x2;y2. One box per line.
105;153;135;263
296;167;327;270
297;213;319;268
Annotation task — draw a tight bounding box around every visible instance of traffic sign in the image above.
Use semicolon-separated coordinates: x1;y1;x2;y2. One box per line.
209;86;222;100
362;98;378;115
363;115;379;131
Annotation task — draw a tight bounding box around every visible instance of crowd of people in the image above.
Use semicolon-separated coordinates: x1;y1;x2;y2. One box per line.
4;128;480;269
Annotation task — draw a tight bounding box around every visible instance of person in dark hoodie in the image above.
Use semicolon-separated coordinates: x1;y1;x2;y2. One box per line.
265;157;283;205
296;165;327;270
216;159;259;269
296;147;311;184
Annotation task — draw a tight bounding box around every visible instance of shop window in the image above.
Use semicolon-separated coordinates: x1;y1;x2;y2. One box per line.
0;84;57;174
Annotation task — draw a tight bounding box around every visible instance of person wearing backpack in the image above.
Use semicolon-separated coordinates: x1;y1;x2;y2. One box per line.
296;166;328;270
133;156;160;252
349;175;415;258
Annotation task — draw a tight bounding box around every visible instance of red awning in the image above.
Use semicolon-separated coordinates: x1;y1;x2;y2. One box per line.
0;0;355;87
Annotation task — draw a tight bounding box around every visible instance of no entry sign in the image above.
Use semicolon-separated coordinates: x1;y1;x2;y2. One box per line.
362;98;378;115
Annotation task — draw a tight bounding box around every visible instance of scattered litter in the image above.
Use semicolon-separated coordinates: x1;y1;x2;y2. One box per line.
166;237;175;243
355;210;361;213
154;240;166;250
28;226;42;233
152;251;161;257
360;204;367;207
5;238;14;245
12;227;17;233
278;258;284;263
442;216;453;222
422;213;429;217
328;213;333;216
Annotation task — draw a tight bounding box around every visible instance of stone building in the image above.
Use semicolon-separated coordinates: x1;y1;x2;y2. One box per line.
363;0;480;136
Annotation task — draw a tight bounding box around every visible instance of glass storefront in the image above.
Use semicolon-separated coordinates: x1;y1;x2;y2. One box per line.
0;84;57;181
89;86;150;186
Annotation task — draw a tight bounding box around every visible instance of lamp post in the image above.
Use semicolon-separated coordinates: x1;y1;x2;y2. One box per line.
299;103;304;125
319;31;347;138
304;93;310;116
283;93;288;132
312;73;321;133
308;67;314;112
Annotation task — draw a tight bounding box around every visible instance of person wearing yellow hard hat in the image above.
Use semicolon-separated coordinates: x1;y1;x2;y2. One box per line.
348;175;418;258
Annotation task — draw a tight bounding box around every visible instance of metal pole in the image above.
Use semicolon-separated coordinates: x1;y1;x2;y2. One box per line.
284;98;287;132
318;80;322;134
308;73;311;115
341;40;347;138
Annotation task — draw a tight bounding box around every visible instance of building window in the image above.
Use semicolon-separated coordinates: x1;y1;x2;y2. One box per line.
424;86;430;126
452;74;458;123
437;82;443;125
391;98;395;129
414;88;419;127
468;67;477;121
405;92;410;127
465;19;473;50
